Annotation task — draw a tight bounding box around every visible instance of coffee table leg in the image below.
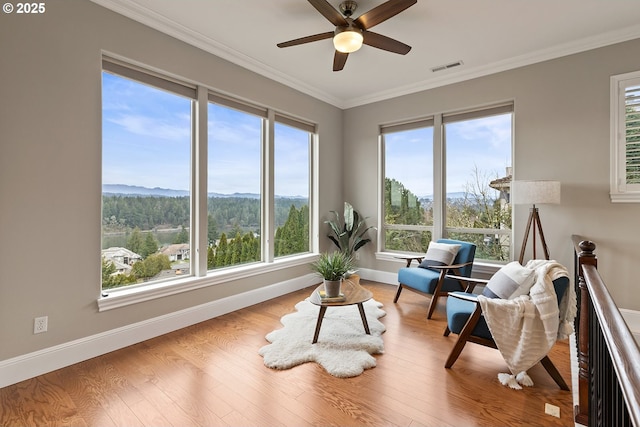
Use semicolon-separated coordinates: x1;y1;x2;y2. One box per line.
312;306;328;344
357;303;370;335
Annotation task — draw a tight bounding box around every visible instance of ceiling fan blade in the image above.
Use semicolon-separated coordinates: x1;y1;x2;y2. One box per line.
277;31;334;48
354;0;417;30
363;31;411;54
308;0;348;27
333;51;349;71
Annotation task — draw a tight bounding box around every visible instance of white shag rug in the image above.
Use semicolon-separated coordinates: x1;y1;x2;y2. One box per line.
259;298;386;378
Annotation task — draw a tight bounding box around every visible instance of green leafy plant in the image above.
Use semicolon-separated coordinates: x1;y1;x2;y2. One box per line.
310;251;354;281
325;202;376;257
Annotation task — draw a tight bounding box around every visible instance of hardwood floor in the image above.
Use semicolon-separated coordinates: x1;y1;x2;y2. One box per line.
0;280;575;426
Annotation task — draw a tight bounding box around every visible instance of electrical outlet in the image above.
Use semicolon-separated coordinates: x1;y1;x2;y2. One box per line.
545;403;560;418
34;316;48;334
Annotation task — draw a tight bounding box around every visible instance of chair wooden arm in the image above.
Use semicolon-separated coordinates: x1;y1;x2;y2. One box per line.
447;291;480;303
427;261;473;271
394;255;424;267
445;274;487;293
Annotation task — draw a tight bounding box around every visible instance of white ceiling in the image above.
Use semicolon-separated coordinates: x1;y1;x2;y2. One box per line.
93;0;640;108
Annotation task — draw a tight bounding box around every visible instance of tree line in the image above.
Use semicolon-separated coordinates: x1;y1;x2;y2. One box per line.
102;201;309;289
103;195;307;239
384;174;511;261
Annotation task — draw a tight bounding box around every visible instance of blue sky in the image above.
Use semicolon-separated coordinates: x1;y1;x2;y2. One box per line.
103;72;510;198
103;72;310;197
385;114;512;197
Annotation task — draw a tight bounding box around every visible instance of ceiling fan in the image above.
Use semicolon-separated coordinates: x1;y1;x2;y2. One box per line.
277;0;417;71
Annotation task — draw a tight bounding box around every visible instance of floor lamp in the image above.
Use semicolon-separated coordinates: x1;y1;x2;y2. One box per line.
511;180;561;264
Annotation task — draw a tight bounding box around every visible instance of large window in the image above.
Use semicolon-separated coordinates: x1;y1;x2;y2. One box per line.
207;101;264;269
611;71;640;202
274;119;312;257
101;64;194;290
101;58;315;295
383;122;434;252
381;105;513;262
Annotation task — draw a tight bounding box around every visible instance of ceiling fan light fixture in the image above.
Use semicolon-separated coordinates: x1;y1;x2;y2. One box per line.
333;26;363;53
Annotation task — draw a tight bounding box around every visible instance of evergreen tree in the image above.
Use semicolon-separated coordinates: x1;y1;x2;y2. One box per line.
274;204;309;256
126;228;144;255
207;213;219;245
101;258;116;283
230;230;242;265
216;233;229;267
142;232;159;258
173;225;189;244
207;245;215;269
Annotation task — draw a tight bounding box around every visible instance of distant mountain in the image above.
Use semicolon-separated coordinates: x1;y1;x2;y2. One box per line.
102;184;188;197
419;192;470;200
103;184;306;199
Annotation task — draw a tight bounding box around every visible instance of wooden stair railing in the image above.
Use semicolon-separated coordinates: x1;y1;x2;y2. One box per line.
572;235;640;427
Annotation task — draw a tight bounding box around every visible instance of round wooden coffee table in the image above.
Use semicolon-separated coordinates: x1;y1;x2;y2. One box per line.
308;274;373;344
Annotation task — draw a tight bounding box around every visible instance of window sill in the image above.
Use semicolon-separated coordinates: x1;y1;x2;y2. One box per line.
610;191;640;203
97;253;318;312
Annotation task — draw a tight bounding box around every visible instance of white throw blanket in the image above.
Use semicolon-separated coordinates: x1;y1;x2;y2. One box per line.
478;260;575;389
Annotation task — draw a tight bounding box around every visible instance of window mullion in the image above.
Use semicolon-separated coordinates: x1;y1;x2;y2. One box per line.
433;113;445;240
377;135;385;253
264;110;275;262
193;86;208;277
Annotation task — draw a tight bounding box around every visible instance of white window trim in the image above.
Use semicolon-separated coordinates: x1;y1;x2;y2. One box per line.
377;103;514;265
610;70;640;202
100;56;318;310
98;253;318;311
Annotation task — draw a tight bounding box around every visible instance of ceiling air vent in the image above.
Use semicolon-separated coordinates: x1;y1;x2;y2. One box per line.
431;60;464;72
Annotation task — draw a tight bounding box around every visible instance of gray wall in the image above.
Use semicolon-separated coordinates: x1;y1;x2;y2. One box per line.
0;0;343;360
344;38;640;310
2;0;640;365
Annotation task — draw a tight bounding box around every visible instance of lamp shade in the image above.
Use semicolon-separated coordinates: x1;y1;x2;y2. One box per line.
511;180;561;205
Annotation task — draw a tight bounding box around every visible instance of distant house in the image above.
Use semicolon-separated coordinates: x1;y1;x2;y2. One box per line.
489;167;512;206
160;244;190;262
101;247;142;275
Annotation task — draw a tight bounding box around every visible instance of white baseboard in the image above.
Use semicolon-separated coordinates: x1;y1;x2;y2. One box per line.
0;273;319;389
357;267;397;285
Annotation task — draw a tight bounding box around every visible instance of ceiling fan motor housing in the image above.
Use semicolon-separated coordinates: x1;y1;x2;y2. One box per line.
339;0;358;17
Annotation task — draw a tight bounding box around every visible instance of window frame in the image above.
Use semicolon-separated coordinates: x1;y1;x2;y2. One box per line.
610;70;640;202
99;56;318;311
376;103;514;267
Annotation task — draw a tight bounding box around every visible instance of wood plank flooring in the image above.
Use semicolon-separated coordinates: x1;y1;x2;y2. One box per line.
0;280;575;426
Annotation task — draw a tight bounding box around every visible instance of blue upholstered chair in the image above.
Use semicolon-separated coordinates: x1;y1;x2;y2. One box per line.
443;273;570;390
394;239;476;319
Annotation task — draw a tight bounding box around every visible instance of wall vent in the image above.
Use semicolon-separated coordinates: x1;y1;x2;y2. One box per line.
431;60;464;72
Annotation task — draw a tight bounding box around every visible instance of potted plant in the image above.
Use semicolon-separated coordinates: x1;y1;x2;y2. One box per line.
325;202;376;258
310;251;354;297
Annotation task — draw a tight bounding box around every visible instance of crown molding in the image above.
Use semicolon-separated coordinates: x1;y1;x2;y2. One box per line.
90;0;345;108
91;0;640;110
344;23;640;108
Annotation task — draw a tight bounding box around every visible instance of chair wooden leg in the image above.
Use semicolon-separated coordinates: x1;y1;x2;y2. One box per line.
427;269;448;319
426;294;439;319
540;355;570;390
445;305;482;368
443;326;451;336
445;335;468;368
393;284;403;303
